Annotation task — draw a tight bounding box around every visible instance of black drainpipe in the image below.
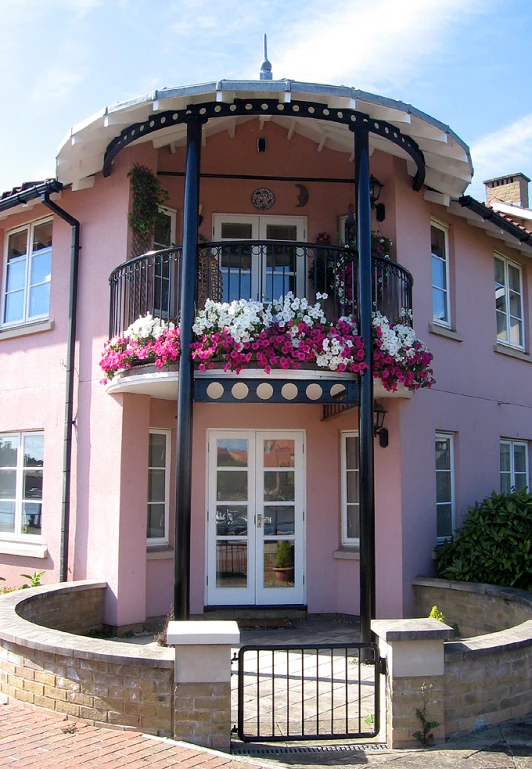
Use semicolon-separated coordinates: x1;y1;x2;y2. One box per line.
40;193;80;583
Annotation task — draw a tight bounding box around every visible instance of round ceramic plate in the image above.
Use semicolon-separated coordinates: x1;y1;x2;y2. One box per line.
251;188;275;210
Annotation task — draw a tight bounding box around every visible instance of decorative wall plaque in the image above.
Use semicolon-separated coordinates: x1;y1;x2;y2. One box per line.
251;188;275;210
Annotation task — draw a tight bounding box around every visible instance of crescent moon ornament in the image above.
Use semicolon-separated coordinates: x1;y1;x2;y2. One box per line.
295;183;308;207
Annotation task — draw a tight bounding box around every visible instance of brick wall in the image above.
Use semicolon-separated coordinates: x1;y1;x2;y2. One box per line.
413;578;532;738
0;581;175;736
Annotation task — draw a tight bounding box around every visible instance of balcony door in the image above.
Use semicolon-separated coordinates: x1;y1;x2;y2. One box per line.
212;214;307;302
206;430;305;606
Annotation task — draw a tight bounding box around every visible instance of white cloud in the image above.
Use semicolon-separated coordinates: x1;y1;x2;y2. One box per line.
468;114;532;197
271;0;491;91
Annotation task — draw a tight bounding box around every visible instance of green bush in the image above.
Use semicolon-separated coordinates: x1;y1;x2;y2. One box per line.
435;489;532;591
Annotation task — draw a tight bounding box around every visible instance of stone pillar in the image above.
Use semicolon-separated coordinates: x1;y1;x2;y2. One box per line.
167;620;240;751
371;619;454;748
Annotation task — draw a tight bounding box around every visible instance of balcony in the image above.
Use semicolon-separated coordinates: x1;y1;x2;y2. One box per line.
106;242;415;404
109;241;413;338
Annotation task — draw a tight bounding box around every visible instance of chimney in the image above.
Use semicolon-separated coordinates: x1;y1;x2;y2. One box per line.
484;173;530;208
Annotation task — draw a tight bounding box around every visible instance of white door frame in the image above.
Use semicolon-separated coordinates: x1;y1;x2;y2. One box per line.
206;429;306;606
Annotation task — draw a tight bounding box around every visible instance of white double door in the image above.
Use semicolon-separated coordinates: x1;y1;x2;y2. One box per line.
206;430;305;606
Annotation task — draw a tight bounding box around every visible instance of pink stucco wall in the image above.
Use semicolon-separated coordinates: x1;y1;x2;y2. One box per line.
1;115;532;625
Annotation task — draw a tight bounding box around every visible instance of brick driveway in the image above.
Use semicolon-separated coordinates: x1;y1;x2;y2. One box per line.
0;700;258;768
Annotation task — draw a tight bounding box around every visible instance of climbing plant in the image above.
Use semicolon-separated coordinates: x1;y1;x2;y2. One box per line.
128;164;169;257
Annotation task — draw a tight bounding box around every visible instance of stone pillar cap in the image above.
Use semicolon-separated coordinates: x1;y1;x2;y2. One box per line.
371;618;454;642
167;620;240;646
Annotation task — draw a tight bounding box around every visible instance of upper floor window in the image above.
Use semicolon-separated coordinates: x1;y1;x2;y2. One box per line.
500;440;528;494
147;429;170;545
2;219;52;327
431;221;450;326
495;253;524;349
341;432;359;546
435;432;455;541
0;432;44;539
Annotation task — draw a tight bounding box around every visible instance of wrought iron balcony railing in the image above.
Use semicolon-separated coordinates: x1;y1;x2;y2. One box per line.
109;241;413;339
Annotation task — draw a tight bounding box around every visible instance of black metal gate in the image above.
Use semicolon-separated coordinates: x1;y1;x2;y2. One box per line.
235;643;382;742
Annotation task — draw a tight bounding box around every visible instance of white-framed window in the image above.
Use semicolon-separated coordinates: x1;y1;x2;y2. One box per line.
435;433;455;541
500;440;529;494
495;253;524;349
0;432;44;539
431;221;450;326
341;432;359;546
147;429;171;544
2;219;52;327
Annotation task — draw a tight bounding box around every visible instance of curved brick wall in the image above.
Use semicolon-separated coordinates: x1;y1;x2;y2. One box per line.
413;577;532;737
0;581;174;736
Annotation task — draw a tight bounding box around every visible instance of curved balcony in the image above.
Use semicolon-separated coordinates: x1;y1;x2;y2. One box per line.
108;241;413;339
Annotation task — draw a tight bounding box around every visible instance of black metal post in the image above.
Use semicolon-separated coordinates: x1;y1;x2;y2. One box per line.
174;115;203;619
354;124;376;644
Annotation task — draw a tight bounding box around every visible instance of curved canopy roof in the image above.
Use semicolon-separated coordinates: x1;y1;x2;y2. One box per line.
56;78;473;197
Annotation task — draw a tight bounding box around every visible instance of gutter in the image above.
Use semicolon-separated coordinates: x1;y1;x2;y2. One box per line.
39;193;80;584
459;195;532;245
0;180;63;212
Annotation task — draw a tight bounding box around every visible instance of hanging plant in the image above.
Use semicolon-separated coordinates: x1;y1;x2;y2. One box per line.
128;164;169;257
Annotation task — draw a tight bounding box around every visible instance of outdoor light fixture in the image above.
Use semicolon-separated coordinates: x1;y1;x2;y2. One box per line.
369;175;385;222
373;401;389;448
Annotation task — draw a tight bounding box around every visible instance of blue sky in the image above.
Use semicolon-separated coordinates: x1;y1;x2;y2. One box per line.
1;0;531;201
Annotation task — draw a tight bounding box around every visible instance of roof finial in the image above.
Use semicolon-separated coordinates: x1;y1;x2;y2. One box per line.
260;33;272;80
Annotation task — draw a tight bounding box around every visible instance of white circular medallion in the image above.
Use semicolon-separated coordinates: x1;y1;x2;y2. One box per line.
256;382;274;400
306;383;323;401
281;383;298;401
206;382;224;400
231;382;249;400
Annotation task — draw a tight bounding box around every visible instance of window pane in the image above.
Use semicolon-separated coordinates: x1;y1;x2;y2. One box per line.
263;540;295;589
432;289;447;322
147;503;165;538
346;470;359;504
8;230;27;259
22;502;41;535
514;444;527;473
0;437;18;467
0;501;15;533
437;504;453;539
24;435;44;466
435;438;451;470
33;222;52;252
29;283;50;318
494;257;505;287
149;433;166;468
217;439;248;467
217;470;247;501
346;504;359;539
431;226;446;259
265;225;297;241
153;212;172;248
263;506;295;535
221;248;251;270
30;252;51;286
4;291;24;324
0;469;16;498
216;505;247;536
264;471;294;501
267;246;296;272
509;291;522;319
431;256;446;290
216;540;247;587
496;310;508;340
6;259;26;292
436;472;451;503
500;443;511;472
264;440;294;467
148;469;165;503
509;316;523;347
508;264;521;293
514;473;528;491
501;472;512;495
24;468;43;499
345;437;358;469
221;223;252;239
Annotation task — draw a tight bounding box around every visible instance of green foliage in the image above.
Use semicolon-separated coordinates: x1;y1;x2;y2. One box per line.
435;489;532;591
276;540;293;568
429;605;445;622
128;164;169;236
413;682;440;747
19;571;45;589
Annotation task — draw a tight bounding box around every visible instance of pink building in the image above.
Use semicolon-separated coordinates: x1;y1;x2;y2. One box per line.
1;61;531;632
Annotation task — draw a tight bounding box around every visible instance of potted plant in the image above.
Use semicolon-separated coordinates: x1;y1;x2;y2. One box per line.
272;540;294;583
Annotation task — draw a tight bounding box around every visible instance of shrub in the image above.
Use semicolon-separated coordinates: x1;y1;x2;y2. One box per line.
435;489;532;591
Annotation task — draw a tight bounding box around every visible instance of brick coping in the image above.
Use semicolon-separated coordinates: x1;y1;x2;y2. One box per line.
413;577;532;659
0;580;173;668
